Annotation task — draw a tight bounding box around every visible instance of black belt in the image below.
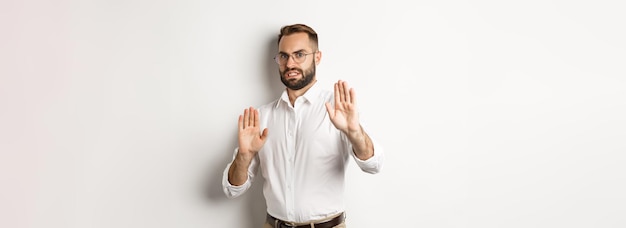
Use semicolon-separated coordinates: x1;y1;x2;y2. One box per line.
266;213;345;228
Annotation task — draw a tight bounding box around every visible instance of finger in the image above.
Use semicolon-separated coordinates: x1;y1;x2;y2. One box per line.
249;107;254;127
243;108;250;128
349;88;356;106
337;80;345;103
238;115;243;130
342;81;351;104
334;82;341;106
248;107;254;127
325;102;334;117
260;128;269;141
253;108;260;128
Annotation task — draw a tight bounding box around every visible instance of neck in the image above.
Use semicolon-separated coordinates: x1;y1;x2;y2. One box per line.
287;79;317;106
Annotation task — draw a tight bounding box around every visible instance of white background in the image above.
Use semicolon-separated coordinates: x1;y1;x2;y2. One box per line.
1;0;625;227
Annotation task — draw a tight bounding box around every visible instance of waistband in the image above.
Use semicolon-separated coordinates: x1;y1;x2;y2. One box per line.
266;212;345;228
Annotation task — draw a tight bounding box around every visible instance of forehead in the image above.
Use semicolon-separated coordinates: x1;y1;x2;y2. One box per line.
278;32;313;53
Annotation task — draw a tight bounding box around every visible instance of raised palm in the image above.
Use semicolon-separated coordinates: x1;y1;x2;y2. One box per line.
238;107;268;158
325;80;361;134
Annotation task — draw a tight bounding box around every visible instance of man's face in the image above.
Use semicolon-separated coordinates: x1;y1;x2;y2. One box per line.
277;33;319;90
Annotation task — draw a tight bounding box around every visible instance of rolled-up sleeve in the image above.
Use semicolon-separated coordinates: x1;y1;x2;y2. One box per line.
351;139;384;174
222;148;259;198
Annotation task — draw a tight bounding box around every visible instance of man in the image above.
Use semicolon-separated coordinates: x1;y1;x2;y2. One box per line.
222;24;384;228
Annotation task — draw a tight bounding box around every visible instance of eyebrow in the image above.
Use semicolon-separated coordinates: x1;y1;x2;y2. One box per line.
278;49;307;55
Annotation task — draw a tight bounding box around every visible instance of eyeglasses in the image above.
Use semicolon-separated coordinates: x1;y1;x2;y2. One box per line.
273;52;316;65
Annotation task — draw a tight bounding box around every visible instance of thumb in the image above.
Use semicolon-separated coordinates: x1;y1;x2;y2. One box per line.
260;128;269;141
325;102;334;117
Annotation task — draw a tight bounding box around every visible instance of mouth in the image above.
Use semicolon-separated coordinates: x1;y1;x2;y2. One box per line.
284;70;301;79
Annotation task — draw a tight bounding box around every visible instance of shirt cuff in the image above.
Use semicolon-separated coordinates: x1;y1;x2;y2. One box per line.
352;140;384;174
222;162;252;198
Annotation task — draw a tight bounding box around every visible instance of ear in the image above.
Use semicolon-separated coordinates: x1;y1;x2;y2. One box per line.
315;51;322;65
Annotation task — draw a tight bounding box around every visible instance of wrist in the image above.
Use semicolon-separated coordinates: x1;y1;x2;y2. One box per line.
235;150;254;164
346;126;365;140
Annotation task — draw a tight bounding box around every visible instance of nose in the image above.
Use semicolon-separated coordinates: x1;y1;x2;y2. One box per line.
285;55;298;68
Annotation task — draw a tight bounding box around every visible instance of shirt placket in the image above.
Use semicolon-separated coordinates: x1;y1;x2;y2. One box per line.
285;105;297;221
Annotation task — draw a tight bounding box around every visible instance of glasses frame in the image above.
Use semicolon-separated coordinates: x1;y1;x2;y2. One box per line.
273;51;317;65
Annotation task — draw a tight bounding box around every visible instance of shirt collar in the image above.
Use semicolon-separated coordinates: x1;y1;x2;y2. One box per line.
277;81;322;108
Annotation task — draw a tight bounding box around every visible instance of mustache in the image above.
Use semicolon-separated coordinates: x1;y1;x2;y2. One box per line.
282;68;303;76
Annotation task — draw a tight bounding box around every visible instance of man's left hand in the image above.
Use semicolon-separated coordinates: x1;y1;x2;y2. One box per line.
325;80;362;135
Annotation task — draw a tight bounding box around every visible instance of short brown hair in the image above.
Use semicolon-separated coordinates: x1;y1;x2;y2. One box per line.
278;24;318;50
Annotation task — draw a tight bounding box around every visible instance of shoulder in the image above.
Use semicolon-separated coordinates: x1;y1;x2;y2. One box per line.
307;83;334;102
318;88;334;103
256;98;280;113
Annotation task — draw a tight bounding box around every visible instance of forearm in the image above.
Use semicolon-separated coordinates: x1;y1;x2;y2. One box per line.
227;153;253;186
347;125;374;160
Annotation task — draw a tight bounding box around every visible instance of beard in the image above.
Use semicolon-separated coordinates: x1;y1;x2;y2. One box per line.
279;61;316;90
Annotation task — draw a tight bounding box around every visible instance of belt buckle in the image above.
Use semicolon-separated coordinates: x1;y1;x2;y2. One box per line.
279;221;297;228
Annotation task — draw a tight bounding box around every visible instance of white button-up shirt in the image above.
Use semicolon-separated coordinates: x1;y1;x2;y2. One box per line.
222;83;384;223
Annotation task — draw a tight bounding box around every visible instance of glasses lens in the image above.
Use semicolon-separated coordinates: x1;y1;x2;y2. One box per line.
275;54;287;65
294;53;305;63
274;53;312;65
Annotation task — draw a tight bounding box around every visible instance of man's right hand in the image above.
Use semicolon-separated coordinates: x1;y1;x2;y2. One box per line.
237;107;268;160
228;107;268;186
